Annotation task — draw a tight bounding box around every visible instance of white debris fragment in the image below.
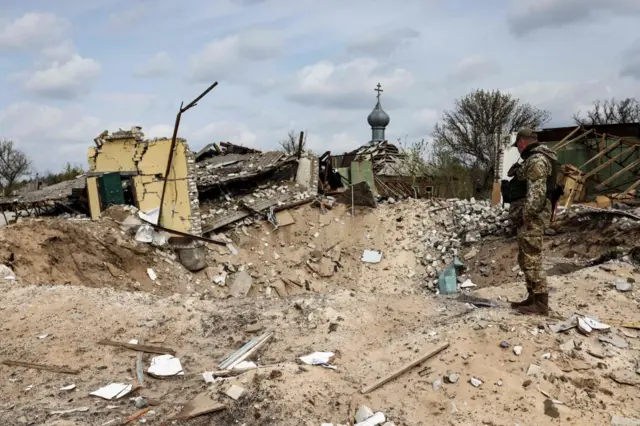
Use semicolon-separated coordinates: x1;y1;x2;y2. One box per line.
147;268;157;281
356;405;375;423
355;412;386;426
50;407;89;415
577;317;593;334
0;264;16;280
59;384;76;391
361;250;382;263
90;383;134;400
233;361;257;370
225;384;245;400
299;352;336;369
202;372;216;384
513;346;523;356
527;364;542;376
460;279;476;288
147;354;184;377
470;377;483;387
580;316;610;330
37;334;49;339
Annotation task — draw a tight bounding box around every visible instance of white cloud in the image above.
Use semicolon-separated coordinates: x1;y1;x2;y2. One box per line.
190;121;259;148
24;55;101;99
145;124;175;139
287;58;414;109
412;108;439;127
94;92;158;111
347;28;420;57
106;3;148;29
448;55;499;83
133;51;172;78
508;0;640;36
0;101;101;171
0;12;69;51
506;79;605;125
620;39;640;80
187;29;282;82
306;132;361;154
41;39;76;62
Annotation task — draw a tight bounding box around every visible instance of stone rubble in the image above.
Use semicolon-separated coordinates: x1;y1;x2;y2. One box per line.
389;197;512;292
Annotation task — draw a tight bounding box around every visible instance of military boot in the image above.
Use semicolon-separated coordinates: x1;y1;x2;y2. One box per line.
510;291;534;308
516;294;549;316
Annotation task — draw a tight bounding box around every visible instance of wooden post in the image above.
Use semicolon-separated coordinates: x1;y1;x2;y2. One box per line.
296;131;305;159
158;82;218;226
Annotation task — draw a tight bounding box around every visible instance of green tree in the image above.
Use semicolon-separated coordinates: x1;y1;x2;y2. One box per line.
432;89;551;195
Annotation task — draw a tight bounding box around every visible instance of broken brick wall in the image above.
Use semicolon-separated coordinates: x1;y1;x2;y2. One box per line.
87;136;202;235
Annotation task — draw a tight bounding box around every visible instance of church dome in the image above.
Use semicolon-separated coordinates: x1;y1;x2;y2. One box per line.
367;101;390;128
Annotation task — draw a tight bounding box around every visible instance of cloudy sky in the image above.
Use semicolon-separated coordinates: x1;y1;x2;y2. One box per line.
0;0;639;174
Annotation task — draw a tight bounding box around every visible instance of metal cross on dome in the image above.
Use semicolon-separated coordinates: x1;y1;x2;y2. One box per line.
374;83;383;100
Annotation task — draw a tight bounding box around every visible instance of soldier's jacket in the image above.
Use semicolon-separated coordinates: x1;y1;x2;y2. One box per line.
508;144;557;227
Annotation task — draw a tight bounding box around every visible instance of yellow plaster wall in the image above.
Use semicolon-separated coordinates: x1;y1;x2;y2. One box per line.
88;138;193;233
86;177;101;220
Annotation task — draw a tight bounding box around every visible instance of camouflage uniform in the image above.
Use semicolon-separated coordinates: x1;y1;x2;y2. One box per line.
508;144;556;295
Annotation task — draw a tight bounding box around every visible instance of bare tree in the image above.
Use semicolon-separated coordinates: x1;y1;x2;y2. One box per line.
0;139;31;196
279;130;306;155
432;89;551;195
573;98;640;125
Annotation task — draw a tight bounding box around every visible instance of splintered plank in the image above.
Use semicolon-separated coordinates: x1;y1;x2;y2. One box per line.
98;339;176;355
361;342;450;394
2;360;80;375
169;393;226;421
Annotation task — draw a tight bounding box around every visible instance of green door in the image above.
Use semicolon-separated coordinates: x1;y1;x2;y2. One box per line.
98;173;125;208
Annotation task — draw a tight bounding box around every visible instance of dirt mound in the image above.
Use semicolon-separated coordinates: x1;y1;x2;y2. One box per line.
0;217;192;295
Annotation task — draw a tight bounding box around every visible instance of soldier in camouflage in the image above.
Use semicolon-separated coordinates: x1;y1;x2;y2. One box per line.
507;128;557;316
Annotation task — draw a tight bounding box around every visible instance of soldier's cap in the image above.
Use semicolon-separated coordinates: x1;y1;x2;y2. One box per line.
513;128;538;146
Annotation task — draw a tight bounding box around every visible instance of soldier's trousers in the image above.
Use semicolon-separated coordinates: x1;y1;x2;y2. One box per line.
517;215;548;295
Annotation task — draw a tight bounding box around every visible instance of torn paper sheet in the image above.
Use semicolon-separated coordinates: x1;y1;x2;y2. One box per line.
361;250;382;263
135;224;154;243
299;352;337;369
138;208;159;225
89;383;133;400
148;354;184;377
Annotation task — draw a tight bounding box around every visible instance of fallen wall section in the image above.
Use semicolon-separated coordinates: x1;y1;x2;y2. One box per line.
87;134;199;235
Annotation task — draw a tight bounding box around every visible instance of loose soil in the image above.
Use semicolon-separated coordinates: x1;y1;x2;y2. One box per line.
0;201;639;425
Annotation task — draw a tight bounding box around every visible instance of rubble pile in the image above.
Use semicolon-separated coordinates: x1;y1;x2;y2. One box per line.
386;197;511;289
200;181;316;226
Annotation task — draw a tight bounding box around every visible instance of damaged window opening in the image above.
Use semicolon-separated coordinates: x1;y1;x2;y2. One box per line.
97;173;137;210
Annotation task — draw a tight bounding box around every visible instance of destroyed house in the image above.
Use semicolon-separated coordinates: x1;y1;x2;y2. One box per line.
538;123;640;204
86;127;202;235
194;141;318;234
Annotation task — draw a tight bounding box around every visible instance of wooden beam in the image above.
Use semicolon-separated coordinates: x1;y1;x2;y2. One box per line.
595;157;640;190
97;339;176;355
580;140;621;170
616;178;640;197
551;126;582;151
552;129;593;152
361;342;450;394
2;360;80;375
583;146;636;179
